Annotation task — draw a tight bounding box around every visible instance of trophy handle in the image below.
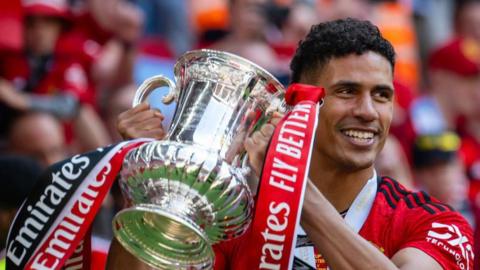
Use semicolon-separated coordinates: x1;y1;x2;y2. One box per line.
132;75;177;107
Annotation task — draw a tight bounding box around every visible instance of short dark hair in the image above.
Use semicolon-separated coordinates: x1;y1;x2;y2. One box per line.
290;18;396;83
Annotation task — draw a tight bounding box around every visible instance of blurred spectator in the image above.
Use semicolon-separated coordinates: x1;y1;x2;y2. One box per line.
0;0;111;152
279;2;318;47
399;37;480;164
412;132;471;219
0;155;42;267
6;112;67;167
68;0;144;92
191;0;229;46
422;37;480;130
268;1;319;80
413;0;455;89
454;0;480;43
372;0;420;92
0;0;23;51
427;12;480;266
209;0;280;73
133;0;193;57
316;0;372;21
413;0;454;62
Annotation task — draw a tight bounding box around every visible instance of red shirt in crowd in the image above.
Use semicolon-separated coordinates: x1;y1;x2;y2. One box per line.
213;177;474;269
0;49;92;104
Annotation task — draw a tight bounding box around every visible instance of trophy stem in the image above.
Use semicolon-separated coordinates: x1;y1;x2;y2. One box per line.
113;204;214;269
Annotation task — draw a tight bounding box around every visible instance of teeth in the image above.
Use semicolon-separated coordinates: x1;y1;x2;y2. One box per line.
344;130;374;140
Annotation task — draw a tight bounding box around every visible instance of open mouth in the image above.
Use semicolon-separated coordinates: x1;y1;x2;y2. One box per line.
341;129;376;145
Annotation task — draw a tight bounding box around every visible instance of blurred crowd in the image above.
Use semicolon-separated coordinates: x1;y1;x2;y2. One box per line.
2;0;480;268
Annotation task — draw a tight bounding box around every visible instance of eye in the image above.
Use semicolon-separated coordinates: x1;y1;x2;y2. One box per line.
372;88;393;102
336;87;356;97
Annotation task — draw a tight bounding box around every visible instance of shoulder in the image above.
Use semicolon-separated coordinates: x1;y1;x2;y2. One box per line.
377;176;455;215
376;177;474;269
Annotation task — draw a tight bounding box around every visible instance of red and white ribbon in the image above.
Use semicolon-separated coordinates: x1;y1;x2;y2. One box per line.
6;139;151;270
248;84;325;270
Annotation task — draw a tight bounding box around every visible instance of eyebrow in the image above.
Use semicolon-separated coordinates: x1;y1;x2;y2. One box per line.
332;80;395;93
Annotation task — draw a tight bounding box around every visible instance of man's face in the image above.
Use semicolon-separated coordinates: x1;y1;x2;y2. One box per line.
307;52;394;171
25;15;62;56
459;3;480;42
231;0;268;39
8;113;66;167
415;158;467;209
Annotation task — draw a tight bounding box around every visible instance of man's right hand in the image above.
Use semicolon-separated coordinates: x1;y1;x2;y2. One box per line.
116;102;166;140
244;112;283;177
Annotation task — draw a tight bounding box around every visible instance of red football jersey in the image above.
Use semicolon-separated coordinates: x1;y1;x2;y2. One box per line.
213;177;474;269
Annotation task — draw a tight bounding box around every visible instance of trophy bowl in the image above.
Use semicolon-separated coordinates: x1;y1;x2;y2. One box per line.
112;49;286;269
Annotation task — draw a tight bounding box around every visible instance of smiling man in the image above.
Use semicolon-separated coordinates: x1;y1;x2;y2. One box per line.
109;18;473;269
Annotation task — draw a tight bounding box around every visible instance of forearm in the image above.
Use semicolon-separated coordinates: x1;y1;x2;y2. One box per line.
301;181;398;270
73;104;111;151
112;40;136;87
92;41;135;89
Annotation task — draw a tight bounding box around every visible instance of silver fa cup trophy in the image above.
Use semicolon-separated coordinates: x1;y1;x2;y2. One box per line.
112;49;286;269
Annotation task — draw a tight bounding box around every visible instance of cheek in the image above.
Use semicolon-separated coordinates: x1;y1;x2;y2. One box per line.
380;106;393;130
318;107;339;135
315;112;334;145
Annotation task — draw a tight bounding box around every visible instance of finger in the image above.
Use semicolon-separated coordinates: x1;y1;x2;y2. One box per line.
141;128;167;139
270;112;284;126
119;102;150;118
153;110;165;121
117;111;165;140
123;109;162;125
136;117;164;131
243;137;256;154
117;104;149;126
259;123;275;138
118;109;155;133
250;131;269;146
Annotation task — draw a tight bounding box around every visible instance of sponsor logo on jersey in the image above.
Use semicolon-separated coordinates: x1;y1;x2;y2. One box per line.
426;222;474;270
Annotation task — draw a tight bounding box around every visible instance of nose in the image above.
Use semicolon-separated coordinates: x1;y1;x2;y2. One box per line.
352;93;378;122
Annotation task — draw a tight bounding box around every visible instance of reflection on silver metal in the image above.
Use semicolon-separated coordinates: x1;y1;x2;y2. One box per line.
113;49;287;269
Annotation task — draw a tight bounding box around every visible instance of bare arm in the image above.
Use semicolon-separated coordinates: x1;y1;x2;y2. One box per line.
301;180;442;270
73;104;112;152
91;39;137;90
87;0;143;89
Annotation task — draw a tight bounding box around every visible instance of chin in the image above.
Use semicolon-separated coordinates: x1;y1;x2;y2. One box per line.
339;154;375;172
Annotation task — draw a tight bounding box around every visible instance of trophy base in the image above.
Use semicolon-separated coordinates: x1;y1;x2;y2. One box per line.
113;204;214;269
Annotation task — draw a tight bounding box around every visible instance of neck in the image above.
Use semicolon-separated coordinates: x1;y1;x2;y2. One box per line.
309;155;374;212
